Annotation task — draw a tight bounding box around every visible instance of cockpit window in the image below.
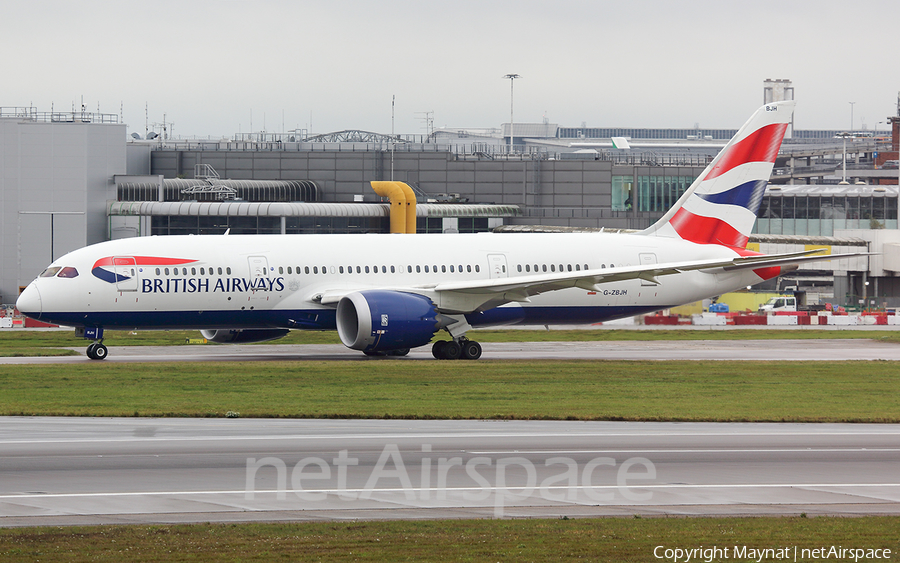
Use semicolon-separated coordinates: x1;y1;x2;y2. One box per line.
57;267;79;278
39;267;62;278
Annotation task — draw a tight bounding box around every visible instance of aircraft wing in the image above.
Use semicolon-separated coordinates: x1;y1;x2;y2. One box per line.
316;250;869;313
432;249;865;294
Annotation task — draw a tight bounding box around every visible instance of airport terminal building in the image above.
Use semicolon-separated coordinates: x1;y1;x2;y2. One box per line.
4;93;900;308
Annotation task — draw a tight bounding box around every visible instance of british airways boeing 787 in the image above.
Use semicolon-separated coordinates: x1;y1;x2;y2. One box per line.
15;100;857;360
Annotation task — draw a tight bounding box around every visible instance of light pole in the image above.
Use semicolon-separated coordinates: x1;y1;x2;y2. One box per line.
837;132;851;185
849;101;856;133
503;74;520;153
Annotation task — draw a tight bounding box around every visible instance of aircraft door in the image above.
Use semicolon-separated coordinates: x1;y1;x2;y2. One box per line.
487;254;508;279
638;252;657;286
248;256;269;291
113;256;138;292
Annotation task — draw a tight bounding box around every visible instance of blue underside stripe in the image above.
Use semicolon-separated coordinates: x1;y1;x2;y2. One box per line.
40;305;674;332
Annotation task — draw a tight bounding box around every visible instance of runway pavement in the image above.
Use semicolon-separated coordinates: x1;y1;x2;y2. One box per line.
1;418;898;527
3;337;900;363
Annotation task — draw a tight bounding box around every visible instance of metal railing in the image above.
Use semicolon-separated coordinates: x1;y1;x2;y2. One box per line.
0;106;119;124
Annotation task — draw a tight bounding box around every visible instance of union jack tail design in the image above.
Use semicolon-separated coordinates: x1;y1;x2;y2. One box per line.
642;100;795;249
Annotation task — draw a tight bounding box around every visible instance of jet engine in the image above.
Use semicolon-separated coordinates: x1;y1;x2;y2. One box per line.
200;329;290;344
336;290;440;353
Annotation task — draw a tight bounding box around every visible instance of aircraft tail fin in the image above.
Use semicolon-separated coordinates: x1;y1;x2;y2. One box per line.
641;100;795;249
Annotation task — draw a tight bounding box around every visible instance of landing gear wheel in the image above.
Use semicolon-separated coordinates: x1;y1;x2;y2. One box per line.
432;340;448;359
93;344;108;360
86;342;108;360
461;340;482;360
389;348;410;357
443;341;462;360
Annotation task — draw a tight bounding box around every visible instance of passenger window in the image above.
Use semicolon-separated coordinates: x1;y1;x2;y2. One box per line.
391;265;395;273
575;264;581;271
218;267;223;275
416;265;421;273
568;264;572;272
407;265;412;273
542;265;547;272
314;266;319;274
356;266;361;273
525;265;531;272
365;266;370;273
305;266;310;274
227;267;232;275
450;265;455;273
155;268;161;275
165;268;170;275
382;266;387;273
551;264;556;272
424;265;429;273
467;265;472;273
442;265;447;273
475;265;480;273
433;265;437;273
339;266;344;274
57;267;79;278
287;267;292;274
278;266;283;274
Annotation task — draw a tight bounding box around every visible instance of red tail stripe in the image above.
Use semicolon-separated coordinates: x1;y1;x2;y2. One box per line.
670;208;748;249
704;123;788;181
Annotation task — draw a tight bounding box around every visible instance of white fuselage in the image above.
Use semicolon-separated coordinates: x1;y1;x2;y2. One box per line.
19;232;762;332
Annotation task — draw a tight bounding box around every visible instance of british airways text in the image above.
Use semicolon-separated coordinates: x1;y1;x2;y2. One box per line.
141;277;285;293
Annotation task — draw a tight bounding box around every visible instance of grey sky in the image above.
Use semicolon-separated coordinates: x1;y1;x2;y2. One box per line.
4;0;897;138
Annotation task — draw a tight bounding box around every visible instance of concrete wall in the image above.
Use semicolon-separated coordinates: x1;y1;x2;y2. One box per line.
1;118;125;303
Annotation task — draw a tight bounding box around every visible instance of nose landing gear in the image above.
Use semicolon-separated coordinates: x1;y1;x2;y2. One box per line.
86;341;108;360
76;327;108;360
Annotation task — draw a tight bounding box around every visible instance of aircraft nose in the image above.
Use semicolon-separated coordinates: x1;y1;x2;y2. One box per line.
16;284;42;319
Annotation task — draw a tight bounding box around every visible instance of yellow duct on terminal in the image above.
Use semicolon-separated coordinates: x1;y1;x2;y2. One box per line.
397;182;417;234
370;181;417;234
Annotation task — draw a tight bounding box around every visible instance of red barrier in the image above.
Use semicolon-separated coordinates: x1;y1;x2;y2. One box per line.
24;318;59;328
732;315;768;325
644;315;679;325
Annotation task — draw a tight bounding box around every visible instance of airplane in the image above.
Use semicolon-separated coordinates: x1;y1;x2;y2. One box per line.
15;100;863;360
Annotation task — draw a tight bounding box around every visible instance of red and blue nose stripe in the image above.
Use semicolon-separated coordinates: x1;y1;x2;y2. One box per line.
91;256;197;284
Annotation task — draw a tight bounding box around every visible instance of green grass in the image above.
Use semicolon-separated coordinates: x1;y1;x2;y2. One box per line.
1;517;897;562
1;359;898;421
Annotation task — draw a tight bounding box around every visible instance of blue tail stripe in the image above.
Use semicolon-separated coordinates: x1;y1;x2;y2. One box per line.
696;179;768;213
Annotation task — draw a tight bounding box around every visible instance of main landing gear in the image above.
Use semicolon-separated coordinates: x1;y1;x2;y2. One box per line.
432;337;482;360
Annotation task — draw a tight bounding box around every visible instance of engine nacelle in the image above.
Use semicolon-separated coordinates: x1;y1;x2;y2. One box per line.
336;290;439;353
200;329;290;344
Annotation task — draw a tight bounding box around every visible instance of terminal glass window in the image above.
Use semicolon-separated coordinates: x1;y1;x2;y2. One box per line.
611;176;633;211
